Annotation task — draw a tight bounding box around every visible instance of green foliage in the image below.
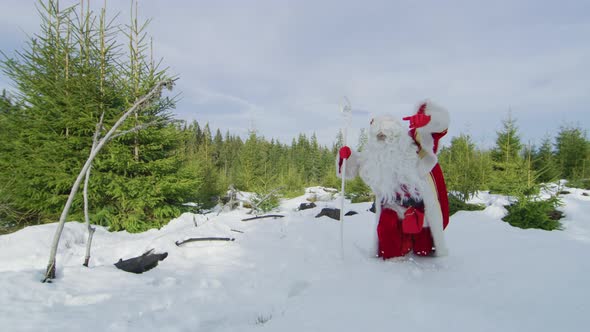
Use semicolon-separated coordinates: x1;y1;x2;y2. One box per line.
555;126;589;184
439;134;483;201
488;160;538;196
345;176;373;203
448;194;485;216
236;130;270;191
491;114;522;164
502;194;563;231
251;190;281;213
533;137;560;183
487;115;539;196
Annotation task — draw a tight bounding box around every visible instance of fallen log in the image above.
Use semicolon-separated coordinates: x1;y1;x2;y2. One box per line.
175;237;235;246
241;214;285;221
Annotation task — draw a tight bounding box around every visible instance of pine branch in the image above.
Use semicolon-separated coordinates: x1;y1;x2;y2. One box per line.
248;186;284;214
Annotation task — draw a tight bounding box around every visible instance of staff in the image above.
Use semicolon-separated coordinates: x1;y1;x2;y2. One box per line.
339;97;352;259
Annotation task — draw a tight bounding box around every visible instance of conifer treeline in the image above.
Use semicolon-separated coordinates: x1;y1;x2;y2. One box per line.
439;116;590;201
177;120;341;205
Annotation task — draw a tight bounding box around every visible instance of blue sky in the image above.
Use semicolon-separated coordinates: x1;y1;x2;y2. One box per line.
1;0;589;148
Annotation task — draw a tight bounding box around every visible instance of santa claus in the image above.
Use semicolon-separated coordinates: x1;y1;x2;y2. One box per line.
338;101;450;259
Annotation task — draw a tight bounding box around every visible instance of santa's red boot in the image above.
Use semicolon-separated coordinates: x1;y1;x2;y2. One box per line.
412;227;435;256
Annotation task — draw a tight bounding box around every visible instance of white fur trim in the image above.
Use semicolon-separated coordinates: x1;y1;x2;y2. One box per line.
418;100;450;134
422;174;448;255
371;196;381;257
414;101;449;174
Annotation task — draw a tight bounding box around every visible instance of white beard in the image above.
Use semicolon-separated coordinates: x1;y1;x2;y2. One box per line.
359;132;427;205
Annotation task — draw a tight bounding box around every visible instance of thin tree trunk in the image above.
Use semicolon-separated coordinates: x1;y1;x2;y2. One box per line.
43;79;173;282
82;113;104;267
82;166;95;267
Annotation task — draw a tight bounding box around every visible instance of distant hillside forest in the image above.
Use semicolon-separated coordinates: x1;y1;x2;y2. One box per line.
1;1;588;233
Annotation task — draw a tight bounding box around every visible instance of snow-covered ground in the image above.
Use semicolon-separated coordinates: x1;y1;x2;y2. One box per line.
1;186;589;332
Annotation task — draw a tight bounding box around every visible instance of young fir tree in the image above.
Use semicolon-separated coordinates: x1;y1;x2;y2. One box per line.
91;1;200;231
555;126;589;186
237;130;270;191
533;137;560;183
488;114;532;195
1;0;198;232
212;128;224;169
308;133;323;184
490;113;522;163
439;134;481;201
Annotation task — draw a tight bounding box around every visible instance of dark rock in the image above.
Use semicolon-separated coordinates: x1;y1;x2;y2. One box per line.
315;208;340;220
369;202;376;213
582;192;589;197
548;209;564;221
114;249;168;274
315;208;357;220
298;202;317;211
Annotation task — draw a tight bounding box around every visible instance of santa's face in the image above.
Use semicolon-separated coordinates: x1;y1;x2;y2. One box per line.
361;115;425;204
369;115;405;145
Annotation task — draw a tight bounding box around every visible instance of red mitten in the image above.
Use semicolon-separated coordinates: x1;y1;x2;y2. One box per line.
339;146;352;159
402;207;425;234
338;146;352;173
402;113;431;129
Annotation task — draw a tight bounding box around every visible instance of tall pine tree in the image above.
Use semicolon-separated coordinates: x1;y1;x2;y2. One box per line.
0;0;199;232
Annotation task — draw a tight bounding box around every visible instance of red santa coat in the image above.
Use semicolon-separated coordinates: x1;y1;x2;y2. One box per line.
377;126;449;258
410;123;450;230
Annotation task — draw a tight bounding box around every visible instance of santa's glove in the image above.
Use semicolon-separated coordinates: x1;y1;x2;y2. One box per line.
402;113;431;129
338;146;352;174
